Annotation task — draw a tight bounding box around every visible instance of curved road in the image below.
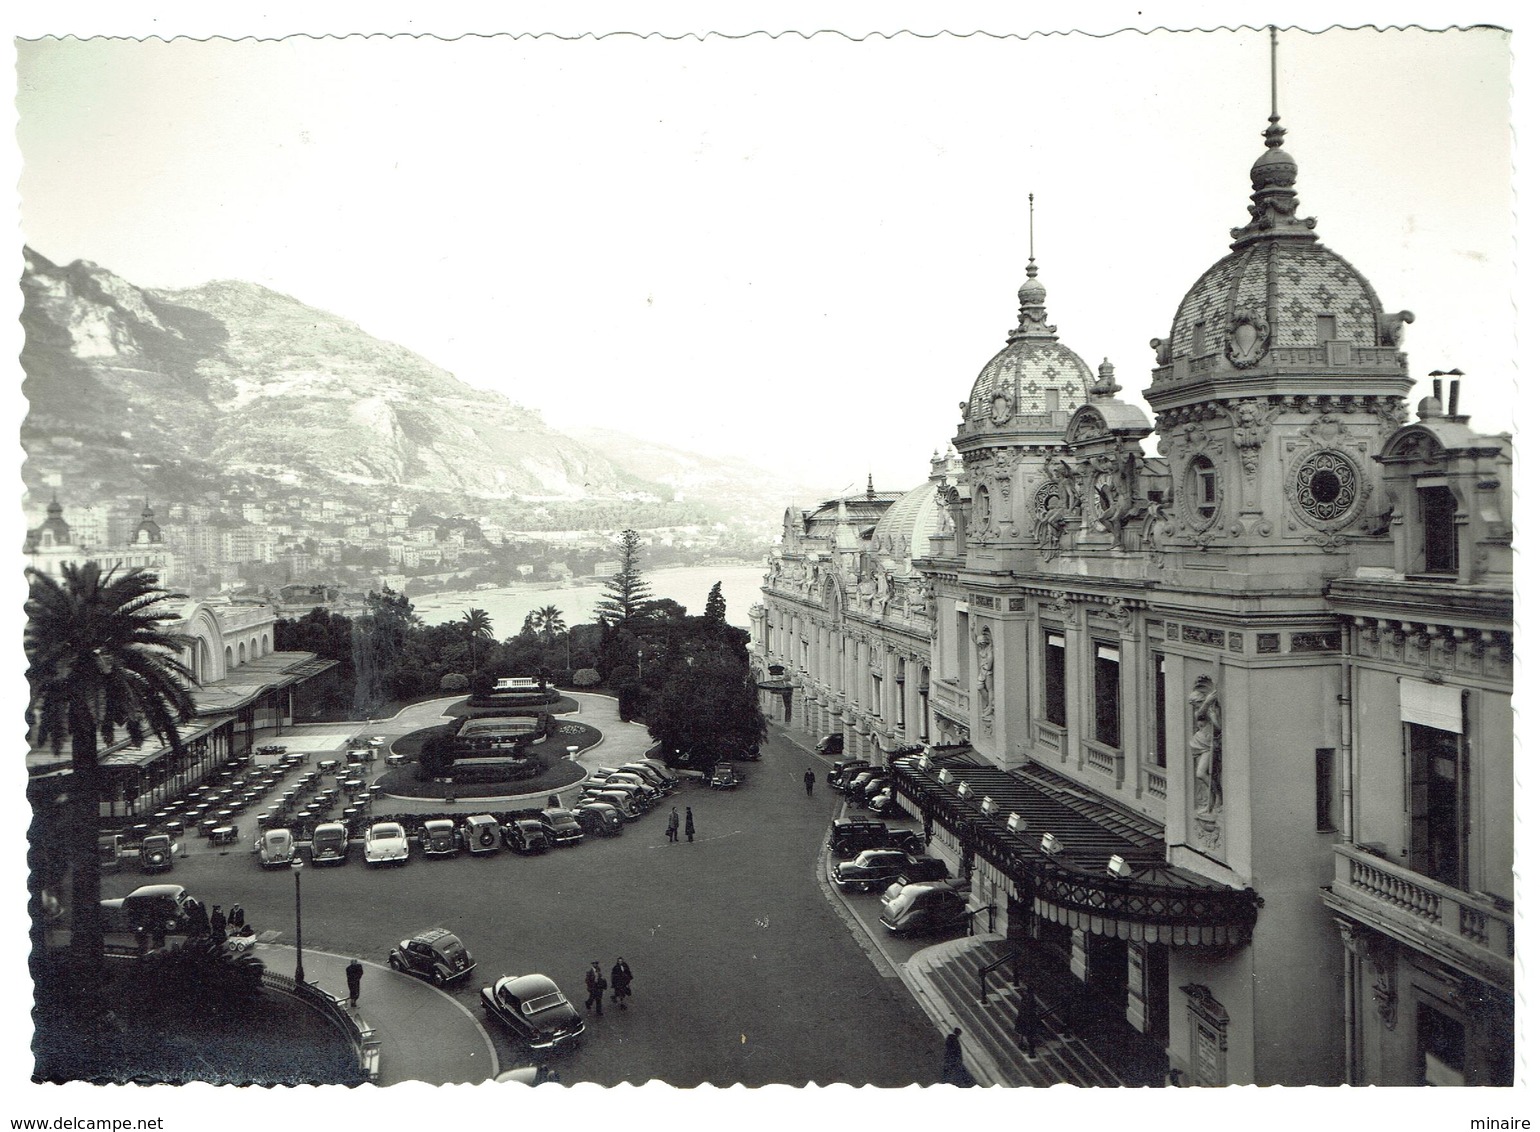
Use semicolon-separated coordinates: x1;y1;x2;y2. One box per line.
109;703;945;1086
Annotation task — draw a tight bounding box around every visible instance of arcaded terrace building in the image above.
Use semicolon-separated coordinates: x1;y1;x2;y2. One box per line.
754;95;1512;1087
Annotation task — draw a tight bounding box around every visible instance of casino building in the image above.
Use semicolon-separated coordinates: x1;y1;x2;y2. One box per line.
752;86;1512;1086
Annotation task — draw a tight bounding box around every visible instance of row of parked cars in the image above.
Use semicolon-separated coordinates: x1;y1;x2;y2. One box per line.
253;758;681;868
826;816;974;938
825;759;903;817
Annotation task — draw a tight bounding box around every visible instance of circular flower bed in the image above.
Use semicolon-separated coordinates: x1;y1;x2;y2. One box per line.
373;721;601;799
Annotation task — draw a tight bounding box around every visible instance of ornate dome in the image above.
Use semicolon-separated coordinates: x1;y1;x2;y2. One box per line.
1161;113;1403;372
868;480;941;567
964;262;1092;427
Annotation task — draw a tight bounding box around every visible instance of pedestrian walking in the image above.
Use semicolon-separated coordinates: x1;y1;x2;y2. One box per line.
611;957;633;1010
803;767;816;796
684;807;695;843
583;960;607;1015
228;903;245;930
667;807;680;843
942;1027;965;1085
209;904;227;944
346;958;364;1007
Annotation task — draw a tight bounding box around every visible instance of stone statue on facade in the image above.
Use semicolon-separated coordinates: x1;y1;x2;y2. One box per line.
974;626;995;727
1188;675;1222;813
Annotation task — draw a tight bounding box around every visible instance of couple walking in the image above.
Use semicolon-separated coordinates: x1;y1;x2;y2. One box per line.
584;958;634;1015
666;806;694;843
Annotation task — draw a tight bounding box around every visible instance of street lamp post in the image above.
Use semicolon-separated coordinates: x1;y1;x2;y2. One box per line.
291;858;305;984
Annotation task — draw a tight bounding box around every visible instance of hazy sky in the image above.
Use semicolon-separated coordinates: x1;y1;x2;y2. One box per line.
14;26;1513;495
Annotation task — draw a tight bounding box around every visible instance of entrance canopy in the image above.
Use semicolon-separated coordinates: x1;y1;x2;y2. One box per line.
891;749;1260;947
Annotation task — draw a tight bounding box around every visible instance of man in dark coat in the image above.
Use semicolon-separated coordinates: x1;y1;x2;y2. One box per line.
942;1027;964;1084
583;961;606;1015
804;768;816;796
346;958;364;1006
610;957;633;1010
666;807;679;843
208;904;227;944
684;807;695;843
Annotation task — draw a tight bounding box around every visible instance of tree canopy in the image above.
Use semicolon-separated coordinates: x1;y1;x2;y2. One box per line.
24;563;197;970
594;529;654;628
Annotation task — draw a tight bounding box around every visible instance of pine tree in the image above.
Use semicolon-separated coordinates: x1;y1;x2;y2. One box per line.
595;529;654;627
703;581;727;626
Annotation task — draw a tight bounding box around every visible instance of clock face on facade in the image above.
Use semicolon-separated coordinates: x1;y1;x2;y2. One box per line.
1293;449;1360;525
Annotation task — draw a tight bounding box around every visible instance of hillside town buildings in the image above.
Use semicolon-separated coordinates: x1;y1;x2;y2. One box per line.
751;84;1513;1086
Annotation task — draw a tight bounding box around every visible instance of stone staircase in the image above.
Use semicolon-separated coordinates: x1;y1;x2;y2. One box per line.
902;936;1168;1088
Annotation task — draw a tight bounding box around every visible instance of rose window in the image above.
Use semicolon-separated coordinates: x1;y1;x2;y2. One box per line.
1295;450;1358;522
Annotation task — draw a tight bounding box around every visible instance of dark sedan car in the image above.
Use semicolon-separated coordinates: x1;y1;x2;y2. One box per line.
480;974;586;1051
571;802;623;837
388;927;477;987
879;882;972;936
503;818;550;855
539;808;585;847
830;848;949;893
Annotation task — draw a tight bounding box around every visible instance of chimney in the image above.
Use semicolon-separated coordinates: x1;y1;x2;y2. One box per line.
1446;368;1464;418
1432;376;1443;407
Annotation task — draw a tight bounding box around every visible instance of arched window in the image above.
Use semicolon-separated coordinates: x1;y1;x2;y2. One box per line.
238;642;246;664
225;646;233;667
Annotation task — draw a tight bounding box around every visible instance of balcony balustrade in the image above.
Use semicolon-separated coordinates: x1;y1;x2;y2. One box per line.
1327;844;1513;988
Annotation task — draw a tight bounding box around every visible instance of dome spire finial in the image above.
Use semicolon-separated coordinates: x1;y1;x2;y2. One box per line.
1010;191;1056;340
1264;25;1286;150
1028;191;1036;273
1229;25;1316;250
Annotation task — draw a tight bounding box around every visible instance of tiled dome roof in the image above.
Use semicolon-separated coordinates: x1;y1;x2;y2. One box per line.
965;262;1092;426
1166;111;1387;368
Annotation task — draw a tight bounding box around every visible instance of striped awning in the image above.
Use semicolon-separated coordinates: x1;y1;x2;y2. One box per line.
891;749;1260;947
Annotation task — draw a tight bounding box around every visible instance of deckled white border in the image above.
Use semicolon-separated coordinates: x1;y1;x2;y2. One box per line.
4;1;1529;1126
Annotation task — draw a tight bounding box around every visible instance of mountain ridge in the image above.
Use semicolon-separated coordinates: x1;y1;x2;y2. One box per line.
19;249;800;520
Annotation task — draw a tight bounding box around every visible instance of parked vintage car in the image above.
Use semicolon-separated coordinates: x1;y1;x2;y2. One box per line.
879;882;972;936
139;833;175;874
828;817;924;859
100;884;195;934
462;814;502;855
257;827;298;869
503;818;550;855
709;764;740;789
866;789;905;819
311;822;349;866
830;848;949;893
590;779;651;811
571;801;624;837
825;758;864;785
599;773;658;804
538;809;585;847
816;733;845;755
480;973;586;1051
388;927;477;986
618;762;671;792
636;758;678;788
581;787;641;820
421;818;460;858
364;821;411;867
99;833;125;874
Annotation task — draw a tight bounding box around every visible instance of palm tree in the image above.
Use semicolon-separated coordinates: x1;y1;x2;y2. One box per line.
461;608;494;676
25;563;197;970
535;605;566;643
